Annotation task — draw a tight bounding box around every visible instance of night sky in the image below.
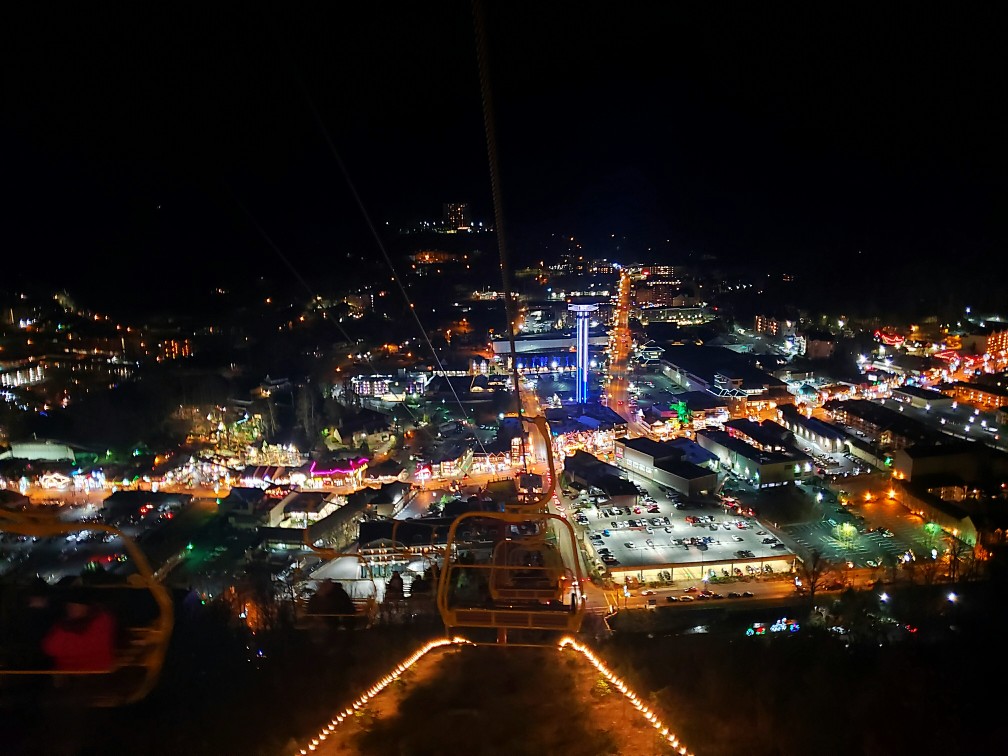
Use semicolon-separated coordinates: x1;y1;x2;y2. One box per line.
3;3;1005;313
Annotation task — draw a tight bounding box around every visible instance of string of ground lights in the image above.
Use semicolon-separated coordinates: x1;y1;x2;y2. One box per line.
292;636;693;755
293;637;471;754
558;638;694;756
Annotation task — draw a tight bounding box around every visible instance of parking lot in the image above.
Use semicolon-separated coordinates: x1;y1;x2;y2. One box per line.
783;483;950;574
562;479;795;584
566;463;955;581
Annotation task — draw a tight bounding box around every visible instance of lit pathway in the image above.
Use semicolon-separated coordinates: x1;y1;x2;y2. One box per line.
289;637;694;756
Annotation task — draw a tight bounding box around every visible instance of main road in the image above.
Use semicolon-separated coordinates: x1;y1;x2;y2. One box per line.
606;270;633;424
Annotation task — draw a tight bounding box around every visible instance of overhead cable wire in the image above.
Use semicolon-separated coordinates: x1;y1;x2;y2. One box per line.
225;184;424;430
472;0;528;474
274;60;491;458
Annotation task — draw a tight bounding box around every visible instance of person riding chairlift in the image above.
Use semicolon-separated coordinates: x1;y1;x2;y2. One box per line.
42;588;117;673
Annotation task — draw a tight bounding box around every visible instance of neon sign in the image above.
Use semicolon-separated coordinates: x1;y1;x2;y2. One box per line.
873;329;905;346
308;458;369;476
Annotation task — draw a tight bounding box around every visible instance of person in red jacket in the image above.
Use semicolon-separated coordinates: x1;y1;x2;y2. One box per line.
41;591;117;673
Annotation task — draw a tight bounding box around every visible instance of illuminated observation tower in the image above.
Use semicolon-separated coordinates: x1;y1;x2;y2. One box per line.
568;302;598;405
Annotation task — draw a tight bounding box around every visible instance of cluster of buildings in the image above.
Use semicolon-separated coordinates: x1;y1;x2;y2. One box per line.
7;235;1008;609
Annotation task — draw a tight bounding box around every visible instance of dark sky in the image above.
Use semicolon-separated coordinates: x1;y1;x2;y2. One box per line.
2;2;1005;312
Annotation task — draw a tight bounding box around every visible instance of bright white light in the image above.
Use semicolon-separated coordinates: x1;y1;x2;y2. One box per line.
947;592;957;603
879;592;889;602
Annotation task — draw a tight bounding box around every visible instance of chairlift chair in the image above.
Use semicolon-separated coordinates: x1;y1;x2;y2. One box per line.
435;415;586;642
0;507;174;707
299;536;377;626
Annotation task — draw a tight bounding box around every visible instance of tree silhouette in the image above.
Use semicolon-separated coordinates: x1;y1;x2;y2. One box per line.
943;535;970;582
796;549;830;606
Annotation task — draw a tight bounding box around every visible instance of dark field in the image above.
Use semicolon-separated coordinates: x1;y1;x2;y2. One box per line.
4;578;1007;756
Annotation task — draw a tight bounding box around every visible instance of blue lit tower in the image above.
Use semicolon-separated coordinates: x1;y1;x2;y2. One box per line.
568;302;598;404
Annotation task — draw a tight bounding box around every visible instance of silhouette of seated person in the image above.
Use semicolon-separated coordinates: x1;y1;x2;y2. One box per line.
307;581;357;626
385;571;405;603
41;589;117;673
1;578;60;671
409;575;429;595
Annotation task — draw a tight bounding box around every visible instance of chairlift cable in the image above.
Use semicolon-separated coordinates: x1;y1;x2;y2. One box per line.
255;11;492;458
473;0;529;474
225;188;426;434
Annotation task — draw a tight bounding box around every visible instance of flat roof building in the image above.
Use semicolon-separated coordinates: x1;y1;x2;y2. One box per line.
613;437;717;497
697;429;812;488
891;385;953;410
777;404;847;453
